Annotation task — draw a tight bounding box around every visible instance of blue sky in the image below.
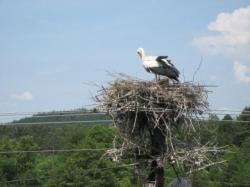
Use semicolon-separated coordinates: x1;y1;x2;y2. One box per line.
0;0;250;116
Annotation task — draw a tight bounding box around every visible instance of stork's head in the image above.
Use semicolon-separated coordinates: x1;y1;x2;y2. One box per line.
137;48;145;59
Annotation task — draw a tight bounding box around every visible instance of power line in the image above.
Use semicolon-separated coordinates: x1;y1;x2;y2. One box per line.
1;112;250;125
165;177;250;186
198;119;250;124
1;111;248;120
0;107;100;116
1;118;250;126
0;113;108;121
2;120;113;125
1;107;250;117
202;180;250;186
1;111;250;119
0;111;105;117
206;112;250;117
210;108;250;113
0;148;249;155
0;148;109;154
0;112;107;118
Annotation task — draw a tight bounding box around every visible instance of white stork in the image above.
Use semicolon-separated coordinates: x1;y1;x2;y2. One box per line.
137;48;180;82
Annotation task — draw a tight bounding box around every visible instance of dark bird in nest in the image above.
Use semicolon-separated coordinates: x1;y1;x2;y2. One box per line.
137;48;180;82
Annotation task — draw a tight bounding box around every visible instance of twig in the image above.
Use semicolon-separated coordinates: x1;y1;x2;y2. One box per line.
192;56;203;83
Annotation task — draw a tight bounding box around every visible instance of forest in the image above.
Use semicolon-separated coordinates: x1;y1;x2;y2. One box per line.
0;107;250;186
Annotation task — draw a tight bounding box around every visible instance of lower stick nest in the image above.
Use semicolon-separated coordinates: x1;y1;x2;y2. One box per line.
96;75;224;174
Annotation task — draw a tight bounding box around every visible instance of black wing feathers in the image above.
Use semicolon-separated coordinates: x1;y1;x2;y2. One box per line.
156;56;168;61
156;56;180;81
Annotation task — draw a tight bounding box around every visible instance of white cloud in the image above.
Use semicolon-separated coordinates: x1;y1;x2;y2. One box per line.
193;6;250;58
234;62;250;83
193;6;250;84
11;91;34;101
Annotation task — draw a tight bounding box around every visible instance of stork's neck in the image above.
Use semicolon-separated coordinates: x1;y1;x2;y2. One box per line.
140;50;145;60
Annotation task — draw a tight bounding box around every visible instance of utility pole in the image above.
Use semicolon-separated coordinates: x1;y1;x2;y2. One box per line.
97;76;221;187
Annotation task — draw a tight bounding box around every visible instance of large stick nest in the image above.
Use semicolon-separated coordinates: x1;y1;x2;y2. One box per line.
96;75;224;174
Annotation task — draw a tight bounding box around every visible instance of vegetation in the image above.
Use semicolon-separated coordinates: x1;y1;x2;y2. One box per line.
0;107;250;186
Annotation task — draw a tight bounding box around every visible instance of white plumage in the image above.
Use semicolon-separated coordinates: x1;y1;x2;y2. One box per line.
137;48;180;82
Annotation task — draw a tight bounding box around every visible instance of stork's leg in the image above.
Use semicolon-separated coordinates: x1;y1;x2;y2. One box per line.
155;74;157;81
158;75;161;81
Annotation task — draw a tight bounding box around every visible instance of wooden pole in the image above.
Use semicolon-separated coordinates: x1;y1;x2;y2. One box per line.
144;160;164;187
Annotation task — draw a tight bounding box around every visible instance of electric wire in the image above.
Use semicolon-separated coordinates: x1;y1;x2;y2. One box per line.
0;111;105;117
0;148;109;154
1;111;250;119
0;146;250;155
164;177;250;186
0;112;107;119
1;107;250;117
1;120;113;125
1;118;250;126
